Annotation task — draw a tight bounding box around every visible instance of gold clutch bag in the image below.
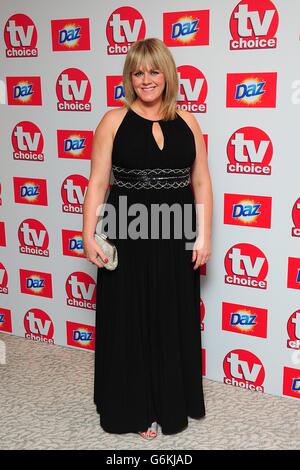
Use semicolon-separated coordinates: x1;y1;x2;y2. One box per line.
93;233;118;270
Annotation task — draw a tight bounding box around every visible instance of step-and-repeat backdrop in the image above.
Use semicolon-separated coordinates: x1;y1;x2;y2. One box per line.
1;0;300;401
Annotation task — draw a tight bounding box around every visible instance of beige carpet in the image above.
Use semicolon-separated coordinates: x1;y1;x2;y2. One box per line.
0;332;298;450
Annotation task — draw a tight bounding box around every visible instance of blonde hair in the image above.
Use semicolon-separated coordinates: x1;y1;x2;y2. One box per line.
122;38;179;121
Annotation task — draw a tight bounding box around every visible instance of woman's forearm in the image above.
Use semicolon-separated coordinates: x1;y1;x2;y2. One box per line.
82;182;109;240
192;180;213;243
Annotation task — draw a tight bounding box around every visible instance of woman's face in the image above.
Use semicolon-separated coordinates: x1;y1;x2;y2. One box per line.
131;63;166;104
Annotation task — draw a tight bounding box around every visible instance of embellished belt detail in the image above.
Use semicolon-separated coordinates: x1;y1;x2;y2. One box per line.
112;165;191;189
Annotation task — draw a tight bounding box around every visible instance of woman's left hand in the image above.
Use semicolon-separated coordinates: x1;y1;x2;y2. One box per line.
191;237;212;270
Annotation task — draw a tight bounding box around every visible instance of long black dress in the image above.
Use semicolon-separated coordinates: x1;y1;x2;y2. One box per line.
94;107;205;435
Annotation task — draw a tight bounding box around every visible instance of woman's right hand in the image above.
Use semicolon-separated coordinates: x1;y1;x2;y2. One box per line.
83;236;109;269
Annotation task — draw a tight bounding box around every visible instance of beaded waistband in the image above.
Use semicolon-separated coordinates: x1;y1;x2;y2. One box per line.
112;165;191;189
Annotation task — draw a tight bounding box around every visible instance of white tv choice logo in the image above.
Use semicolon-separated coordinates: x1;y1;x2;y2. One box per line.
229;0;279;50
4;13;38;57
224;243;268;290
56;68;91;111
65;271;96;310
18;218;49;257
106;6;146;55
224;349;265;392
176;65;207;113
24;308;54;344
287;310;300;350
227;126;273;175
61;174;88;214
11;121;44;161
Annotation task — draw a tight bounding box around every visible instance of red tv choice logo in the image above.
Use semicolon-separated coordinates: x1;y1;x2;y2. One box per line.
0;308;12;333
20;269;53;298
11;121;44;162
222;302;268;338
61;174;88;214
24;308;54;344
0;263;8;295
106;6;145;55
106;76;124;107
4;13;38;57
57;130;93;160
66;321;95;351
200;299;205;331
163;10;209;47
56;68;91;111
225;243;268;290
224;193;272;229
177;65;207;113
65;272;96;310
283;367;300;399
226;72;277;108
6;76;42;106
0;222;6;247
51;18;90;51
287;258;300;291
291;198;300;237
224;349;265;392
18;219;49;257
227;126;273;175
287;309;300;350
13;177;48;206
229;0;279;50
62;230;84;258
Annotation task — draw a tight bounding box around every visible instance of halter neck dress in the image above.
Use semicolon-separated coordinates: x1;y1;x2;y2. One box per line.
93;106;205;435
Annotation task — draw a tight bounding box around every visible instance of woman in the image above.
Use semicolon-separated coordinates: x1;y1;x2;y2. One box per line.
82;38;213;439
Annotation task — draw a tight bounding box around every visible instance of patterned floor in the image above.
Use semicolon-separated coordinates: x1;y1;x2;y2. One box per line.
0;332;298;450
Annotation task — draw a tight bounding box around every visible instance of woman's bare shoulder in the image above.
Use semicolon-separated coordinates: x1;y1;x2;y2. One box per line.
176;108;203;133
95;106;129;138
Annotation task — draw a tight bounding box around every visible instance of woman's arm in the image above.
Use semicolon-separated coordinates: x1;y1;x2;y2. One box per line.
181;110;213;268
82;110;115;266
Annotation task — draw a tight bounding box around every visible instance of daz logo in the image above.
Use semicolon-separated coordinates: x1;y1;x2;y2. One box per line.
18;219;49;257
287;258;300;291
61;174;88;214
66;321;95;351
57;129;93;160
56;68;91;111
222;301;268;338
291;198;300;237
227;126;273;175
4;13;38;57
13;177;48;206
283;367;300;399
163;10;209;47
11;121;44;162
287;310;300;350
0;308;12;333
106;75;124;107
65;272;96;310
229;0;278;50
51;18;90;51
224;243;268;289
20;269;53;298
62;229;84;258
224;193;272;228
226;72;277;108
24;308;54;344
6;76;42;106
224;349;265;392
177;65;207;113
106;7;145;55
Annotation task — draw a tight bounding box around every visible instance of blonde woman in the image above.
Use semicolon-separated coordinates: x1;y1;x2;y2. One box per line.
82;38;213;439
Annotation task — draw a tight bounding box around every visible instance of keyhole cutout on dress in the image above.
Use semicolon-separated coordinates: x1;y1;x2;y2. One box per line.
151;122;165;151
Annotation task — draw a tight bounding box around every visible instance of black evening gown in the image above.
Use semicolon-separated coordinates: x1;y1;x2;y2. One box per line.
93;107;205;435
